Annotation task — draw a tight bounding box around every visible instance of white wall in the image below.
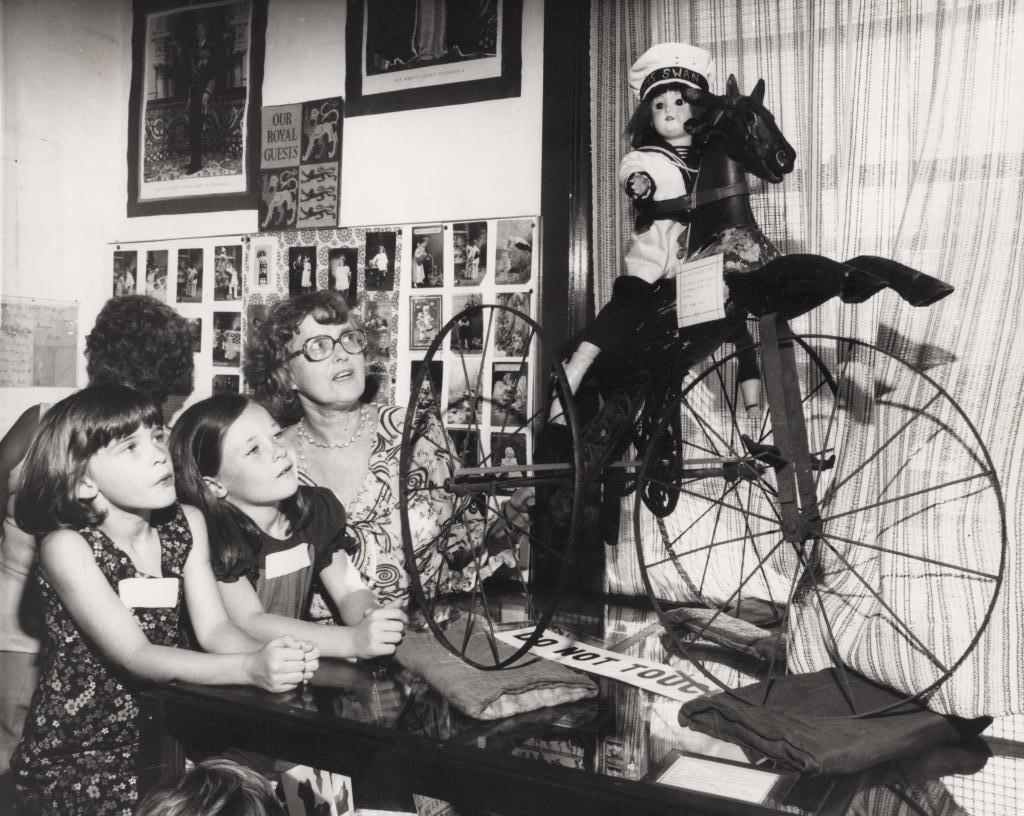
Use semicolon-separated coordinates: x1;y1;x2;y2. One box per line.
0;0;546;430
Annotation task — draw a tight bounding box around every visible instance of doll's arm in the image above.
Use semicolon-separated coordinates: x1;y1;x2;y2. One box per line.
620;151;656;201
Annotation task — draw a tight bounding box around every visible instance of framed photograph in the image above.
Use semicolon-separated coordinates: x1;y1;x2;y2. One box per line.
409;294;441;350
328;247;359;305
214;244;242;301
176;248;204;303
145;250;170;299
212;373;240;395
345;0;523;116
446;359;483;425
185;317;202;353
452;294;483;353
362;300;392;365
127;0;268;216
454;221;488;286
113;250;139;296
490;431;526;494
288;246;317;296
490;361;527;427
495;291;532;355
365;231;396;291
212;311;242;367
411;225;444;288
249;239;276;293
496;218;534;284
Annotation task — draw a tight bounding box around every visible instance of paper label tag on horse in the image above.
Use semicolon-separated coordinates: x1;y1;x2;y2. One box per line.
676;253;727;327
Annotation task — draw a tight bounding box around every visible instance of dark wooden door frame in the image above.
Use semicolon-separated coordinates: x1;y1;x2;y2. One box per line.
539;0;604;591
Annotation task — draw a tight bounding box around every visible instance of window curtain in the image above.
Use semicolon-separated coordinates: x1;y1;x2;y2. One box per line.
592;0;1024;719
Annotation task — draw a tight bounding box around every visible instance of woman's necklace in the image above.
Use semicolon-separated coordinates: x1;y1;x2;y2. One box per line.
295;406;370;468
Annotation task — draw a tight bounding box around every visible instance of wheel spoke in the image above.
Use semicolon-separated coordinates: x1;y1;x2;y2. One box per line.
822;471;993;526
659;479;743;554
686;399;748;466
742;480;783;614
823;531;999;582
644;528;778;568
819;537;951;676
822;391;942;508
793;542;859;714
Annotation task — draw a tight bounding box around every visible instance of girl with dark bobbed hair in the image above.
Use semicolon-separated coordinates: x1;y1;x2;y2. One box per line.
0;294;195;777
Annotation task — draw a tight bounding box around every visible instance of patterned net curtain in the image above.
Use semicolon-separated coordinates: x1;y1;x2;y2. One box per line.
591;0;1024;719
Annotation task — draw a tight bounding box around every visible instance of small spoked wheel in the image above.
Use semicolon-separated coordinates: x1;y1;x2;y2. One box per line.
636;332;1006;715
399;304;583;669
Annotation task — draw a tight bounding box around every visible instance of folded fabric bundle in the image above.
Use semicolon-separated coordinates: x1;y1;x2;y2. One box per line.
678;668;991;774
662;606;781;661
395;616;598;720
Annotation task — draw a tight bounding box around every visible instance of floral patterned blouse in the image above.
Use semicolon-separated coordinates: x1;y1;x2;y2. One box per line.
299;405;483;612
11;504;192;816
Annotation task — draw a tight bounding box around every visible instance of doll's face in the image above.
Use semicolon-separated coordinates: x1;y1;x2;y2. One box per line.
650;88;691;145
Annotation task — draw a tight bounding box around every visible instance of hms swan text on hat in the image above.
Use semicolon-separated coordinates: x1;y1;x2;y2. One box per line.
640;66;710;99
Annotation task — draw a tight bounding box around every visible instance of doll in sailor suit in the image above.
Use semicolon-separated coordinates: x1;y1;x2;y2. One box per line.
560;43;760;415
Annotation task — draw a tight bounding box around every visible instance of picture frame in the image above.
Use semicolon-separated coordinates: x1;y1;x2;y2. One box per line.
127;0;268;217
345;0;523;117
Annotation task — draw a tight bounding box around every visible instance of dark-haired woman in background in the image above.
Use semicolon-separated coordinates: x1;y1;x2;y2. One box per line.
0;294;195;777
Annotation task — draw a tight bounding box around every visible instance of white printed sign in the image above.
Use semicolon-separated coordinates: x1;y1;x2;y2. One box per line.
676;253;726;327
494;628;714;703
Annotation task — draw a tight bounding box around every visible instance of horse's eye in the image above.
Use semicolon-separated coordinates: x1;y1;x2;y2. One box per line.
744;110;758;125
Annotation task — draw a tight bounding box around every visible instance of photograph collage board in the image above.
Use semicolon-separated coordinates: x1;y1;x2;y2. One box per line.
399;215;540;573
111;238;246;419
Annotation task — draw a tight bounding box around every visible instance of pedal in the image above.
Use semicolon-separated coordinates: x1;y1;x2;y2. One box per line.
811;452;835;471
741;434;787;470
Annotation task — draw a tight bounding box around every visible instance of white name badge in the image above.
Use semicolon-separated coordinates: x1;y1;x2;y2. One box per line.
264;542;311;579
118;577;179;609
676;253;727;327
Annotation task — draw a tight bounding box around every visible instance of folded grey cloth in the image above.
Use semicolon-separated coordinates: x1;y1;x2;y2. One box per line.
395;617;598;720
678;668;991;774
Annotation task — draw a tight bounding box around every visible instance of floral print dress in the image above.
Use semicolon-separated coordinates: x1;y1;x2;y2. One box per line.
300;405;486;613
11;504;192;816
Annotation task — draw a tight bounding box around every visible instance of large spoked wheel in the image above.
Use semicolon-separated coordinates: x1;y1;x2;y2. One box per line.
399;304;584;669
636;332;1006;715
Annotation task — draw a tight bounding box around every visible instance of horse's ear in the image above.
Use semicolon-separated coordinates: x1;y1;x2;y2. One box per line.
752;78;766;104
726;74;740;100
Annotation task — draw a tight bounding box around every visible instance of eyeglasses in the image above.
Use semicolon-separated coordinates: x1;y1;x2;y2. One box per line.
287;329;368;362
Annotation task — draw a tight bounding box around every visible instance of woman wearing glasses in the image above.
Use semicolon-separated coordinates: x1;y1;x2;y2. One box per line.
245;291;522;615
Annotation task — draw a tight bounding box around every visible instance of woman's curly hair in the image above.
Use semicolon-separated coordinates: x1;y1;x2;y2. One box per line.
245;290;368;425
85;295;194;406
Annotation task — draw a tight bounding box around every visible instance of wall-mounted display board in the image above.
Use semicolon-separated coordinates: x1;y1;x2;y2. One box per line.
108;236;246;419
106;215;540;438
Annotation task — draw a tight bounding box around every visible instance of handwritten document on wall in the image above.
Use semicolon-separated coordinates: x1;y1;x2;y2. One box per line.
0;297;78;387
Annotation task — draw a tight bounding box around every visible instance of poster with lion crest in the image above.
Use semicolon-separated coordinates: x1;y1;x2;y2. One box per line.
259;97;343;230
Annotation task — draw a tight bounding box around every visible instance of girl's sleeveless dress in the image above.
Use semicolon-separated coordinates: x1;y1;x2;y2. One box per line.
11;504;192;816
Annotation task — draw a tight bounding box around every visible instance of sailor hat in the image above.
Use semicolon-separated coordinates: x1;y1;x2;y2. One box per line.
628;42;714;101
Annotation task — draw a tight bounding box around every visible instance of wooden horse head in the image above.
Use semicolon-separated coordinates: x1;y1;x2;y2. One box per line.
684;75;796;184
